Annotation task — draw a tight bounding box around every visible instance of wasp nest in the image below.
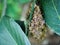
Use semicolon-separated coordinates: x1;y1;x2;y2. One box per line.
26;3;47;41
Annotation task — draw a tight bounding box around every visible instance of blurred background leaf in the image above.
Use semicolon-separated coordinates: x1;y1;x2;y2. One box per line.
6;0;23;20
40;0;60;35
7;0;31;4
6;3;22;20
0;0;6;20
19;0;31;4
2;0;32;20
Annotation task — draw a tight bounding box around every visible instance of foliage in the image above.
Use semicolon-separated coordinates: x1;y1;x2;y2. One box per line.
0;0;6;19
0;16;31;45
0;0;31;20
0;0;31;45
40;0;60;35
1;0;60;45
19;0;31;4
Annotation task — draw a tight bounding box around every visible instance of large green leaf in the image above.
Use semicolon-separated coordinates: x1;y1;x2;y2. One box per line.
40;0;60;35
0;16;31;45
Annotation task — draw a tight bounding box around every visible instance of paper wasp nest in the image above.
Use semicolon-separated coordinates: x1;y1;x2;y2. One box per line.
26;3;47;41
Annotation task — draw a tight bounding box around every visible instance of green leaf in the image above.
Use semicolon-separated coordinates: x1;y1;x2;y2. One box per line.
19;0;31;4
0;0;7;19
6;0;31;20
0;16;31;45
7;0;31;4
6;3;22;20
40;0;60;35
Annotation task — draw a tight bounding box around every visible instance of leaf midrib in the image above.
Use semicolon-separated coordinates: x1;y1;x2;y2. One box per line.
52;0;60;20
